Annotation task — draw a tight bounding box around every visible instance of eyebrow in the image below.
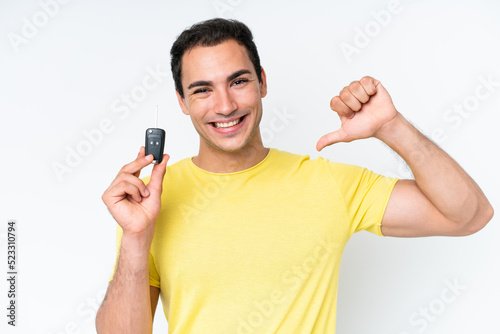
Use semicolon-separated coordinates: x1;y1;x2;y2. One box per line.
187;69;252;91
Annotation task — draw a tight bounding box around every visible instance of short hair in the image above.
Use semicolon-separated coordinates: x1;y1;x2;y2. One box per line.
170;18;262;98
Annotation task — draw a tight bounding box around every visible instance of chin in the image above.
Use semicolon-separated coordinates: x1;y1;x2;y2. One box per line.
212;140;249;153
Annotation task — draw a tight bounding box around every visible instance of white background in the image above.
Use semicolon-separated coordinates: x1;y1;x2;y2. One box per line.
1;0;499;333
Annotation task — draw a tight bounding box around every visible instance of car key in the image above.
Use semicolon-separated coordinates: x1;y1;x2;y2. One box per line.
145;105;165;164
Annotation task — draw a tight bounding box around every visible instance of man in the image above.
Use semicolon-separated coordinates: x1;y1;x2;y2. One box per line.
96;18;493;333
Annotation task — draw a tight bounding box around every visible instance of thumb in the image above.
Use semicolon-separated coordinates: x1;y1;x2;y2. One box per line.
316;128;349;151
147;154;169;194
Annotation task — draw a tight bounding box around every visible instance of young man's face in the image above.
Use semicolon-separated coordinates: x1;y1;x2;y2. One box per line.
176;39;267;154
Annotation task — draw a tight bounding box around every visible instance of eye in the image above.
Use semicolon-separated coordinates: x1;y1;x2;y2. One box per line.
233;78;248;86
193;88;209;94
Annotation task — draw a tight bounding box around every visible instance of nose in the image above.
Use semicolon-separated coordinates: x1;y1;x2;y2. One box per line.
214;87;237;116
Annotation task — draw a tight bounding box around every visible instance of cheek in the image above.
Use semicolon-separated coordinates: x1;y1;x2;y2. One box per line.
188;99;211;120
234;88;261;108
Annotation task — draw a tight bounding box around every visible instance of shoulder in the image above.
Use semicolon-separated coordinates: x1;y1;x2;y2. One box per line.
272;148;359;174
274;149;396;192
269;149;347;185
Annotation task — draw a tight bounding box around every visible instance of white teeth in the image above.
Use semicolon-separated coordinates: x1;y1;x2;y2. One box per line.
214;117;242;128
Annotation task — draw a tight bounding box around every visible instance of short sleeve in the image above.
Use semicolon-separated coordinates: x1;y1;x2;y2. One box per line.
149;252;160;287
325;159;398;237
108;223;161;287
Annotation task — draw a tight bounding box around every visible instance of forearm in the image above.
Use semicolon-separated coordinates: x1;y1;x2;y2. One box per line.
96;232;153;334
377;112;493;229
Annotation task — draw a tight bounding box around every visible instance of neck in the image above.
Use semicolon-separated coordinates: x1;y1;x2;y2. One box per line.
192;141;270;173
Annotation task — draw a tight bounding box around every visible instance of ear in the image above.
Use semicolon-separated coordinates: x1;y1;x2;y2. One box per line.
259;66;267;98
175;90;190;116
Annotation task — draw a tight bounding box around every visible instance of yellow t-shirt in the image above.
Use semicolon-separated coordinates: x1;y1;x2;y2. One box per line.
111;148;398;333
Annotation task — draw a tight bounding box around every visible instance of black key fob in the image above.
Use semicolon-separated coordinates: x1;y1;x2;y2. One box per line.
145;128;165;164
145;105;165;164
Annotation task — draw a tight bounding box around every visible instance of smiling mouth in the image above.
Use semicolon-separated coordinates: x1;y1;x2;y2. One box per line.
211;116;245;128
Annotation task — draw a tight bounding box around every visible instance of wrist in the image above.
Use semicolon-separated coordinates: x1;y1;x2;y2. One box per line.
120;229;154;257
111;231;153;283
374;111;412;145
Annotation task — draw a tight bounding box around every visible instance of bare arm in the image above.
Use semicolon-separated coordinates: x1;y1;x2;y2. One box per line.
317;77;494;237
96;234;155;333
96;147;168;334
378;114;493;236
150;286;160;318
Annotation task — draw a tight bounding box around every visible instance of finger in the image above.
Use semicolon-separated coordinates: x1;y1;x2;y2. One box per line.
359;76;378;95
339;87;363;112
330;96;354;118
107;148;152;190
147;154;170;195
316;128;350;151
114;173;150;198
120;147;154;176
348;81;370;103
132;146;151;178
109;180;144;204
